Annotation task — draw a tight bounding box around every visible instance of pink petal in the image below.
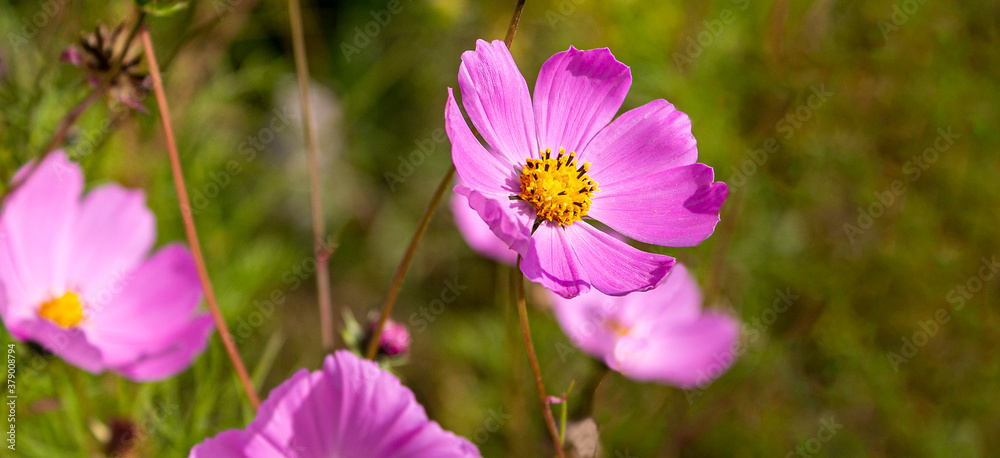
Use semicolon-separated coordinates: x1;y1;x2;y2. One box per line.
322;351;464;456
112;315;213;381
457;39;537;165
446;89;520;198
627;263;704;325
450;191;517;266
12;319;105;373
549;290;624;358
191;352;480;457
245;369;316;454
255;369;333;455
191;370;315;457
581;99;699;181
0;224;34;323
533;47;631;154
187;430;248;458
327;351;479;457
550;263;741;388
0;151;82;306
84;244;207;371
458;186;535;256
68;184;155;304
613;312;740;388
589;163;728;247
520;222;590;298
561;223;675;296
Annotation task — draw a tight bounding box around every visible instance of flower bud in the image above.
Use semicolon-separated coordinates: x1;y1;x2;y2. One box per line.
369;319;410;357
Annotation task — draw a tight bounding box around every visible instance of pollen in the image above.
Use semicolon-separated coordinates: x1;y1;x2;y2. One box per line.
605;319;632;337
517;148;599;227
39;292;84;328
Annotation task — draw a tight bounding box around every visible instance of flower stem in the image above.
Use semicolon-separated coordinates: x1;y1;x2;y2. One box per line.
364;0;527;361
505;0;526;46
365;167;456;360
287;0;335;352
516;256;565;457
558;379;576;445
139;24;260;409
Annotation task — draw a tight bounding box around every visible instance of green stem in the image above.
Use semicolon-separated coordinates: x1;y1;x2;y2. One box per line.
365;0;528;361
516;256;565;458
558;379;576;445
365;166;455;359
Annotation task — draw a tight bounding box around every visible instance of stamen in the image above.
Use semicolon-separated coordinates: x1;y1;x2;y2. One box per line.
39;292;84;328
606;319;632;337
516;147;599;227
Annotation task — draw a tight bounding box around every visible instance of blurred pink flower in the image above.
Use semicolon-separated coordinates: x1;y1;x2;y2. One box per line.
446;40;728;298
190;351;480;457
0;151;212;381
450;190;517;266
549;263;739;388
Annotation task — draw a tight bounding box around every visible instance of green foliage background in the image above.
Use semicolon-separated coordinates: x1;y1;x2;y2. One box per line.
1;0;998;456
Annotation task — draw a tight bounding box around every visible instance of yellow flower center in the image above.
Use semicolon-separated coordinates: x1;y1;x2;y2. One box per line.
38;292;84;328
517;148;599;227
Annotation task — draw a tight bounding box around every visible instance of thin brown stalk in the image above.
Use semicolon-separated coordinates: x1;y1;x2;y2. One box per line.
287;0;335;352
516;256;564;457
2;88;106;199
365;167;456;359
364;0;527;360
504;0;526;46
139;24;260;409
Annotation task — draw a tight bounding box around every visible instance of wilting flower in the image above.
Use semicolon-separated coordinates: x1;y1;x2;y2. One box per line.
450;190;517;265
190;351;480;457
446;40;728;298
549;263;739;387
0;152;213;381
62;23;150;112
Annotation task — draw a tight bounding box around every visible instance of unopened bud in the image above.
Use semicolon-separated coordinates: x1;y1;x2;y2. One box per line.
370;319;410;357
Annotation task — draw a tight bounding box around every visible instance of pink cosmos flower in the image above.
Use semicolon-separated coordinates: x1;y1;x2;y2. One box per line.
549;263;739;388
190;351;480;457
450;190;517;265
446;40;728;298
0;151;213;381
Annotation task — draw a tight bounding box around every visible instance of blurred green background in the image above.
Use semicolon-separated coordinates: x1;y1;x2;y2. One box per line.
1;0;999;456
